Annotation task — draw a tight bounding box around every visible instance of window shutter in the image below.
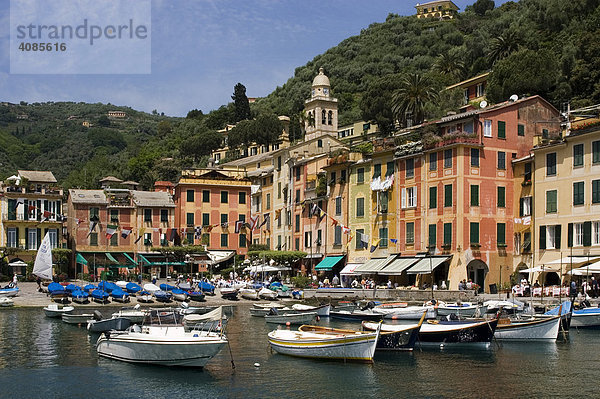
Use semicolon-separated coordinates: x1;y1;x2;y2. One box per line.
37;200;41;221
24;199;29;221
401;188;406;208
15;227;19;247
539;226;546;250
568;223;573;247
519;198;524;217
584;221;592;247
25;228;29;249
498;121;506;138
44;200;49;213
555;225;561;249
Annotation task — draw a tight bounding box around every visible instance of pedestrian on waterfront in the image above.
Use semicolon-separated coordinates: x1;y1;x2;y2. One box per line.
152;276;157;285
332;275;339;287
570;280;577;299
36;276;42;291
138;274;142;284
12;273;18;286
351;278;359;288
591;277;599;298
458;280;464;290
441;280;447;290
387;280;392;289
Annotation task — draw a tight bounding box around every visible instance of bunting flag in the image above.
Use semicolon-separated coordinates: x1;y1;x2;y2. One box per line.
330;216;338;227
250;215;259;231
28;205;36;215
121;227;132;239
87;220;98;237
205;225;213;233
310;203;318;217
235;220;244;234
39;210;51;224
14;198;24;211
105;224;118;239
360;232;370;249
344;234;354;250
258;213;270;229
370;239;381;253
169;228;177;241
194;226;202;239
390;238;398;244
135;235;143;244
275;209;282;220
318;209;326;222
221;222;229;229
342;225;351;235
135;227;145;244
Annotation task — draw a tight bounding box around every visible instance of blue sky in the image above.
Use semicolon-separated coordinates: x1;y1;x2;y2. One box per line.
0;0;504;116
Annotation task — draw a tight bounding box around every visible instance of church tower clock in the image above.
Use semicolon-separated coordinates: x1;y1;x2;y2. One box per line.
304;67;338;141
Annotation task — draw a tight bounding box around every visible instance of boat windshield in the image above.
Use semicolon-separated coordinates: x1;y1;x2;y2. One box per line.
143;309;184;326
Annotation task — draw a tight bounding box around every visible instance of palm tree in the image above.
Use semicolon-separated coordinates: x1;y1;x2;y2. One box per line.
433;53;465;81
392;74;438;127
487;30;522;65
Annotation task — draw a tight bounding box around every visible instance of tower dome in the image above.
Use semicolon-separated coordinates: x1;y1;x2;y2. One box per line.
312;67;330;88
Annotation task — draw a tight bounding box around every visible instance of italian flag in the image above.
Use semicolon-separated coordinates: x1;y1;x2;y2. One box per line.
106;224;118;239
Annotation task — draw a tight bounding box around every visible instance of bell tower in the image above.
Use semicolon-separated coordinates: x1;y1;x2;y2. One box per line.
304;67;338;141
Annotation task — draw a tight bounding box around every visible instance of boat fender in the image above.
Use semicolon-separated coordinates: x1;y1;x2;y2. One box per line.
316;316;320;322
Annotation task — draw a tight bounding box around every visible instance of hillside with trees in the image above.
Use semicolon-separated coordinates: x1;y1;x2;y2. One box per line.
2;0;600;186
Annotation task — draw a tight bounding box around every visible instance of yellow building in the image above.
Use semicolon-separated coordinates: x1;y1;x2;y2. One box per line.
415;1;459;19
346;156;372;265
1;170;64;276
532;125;600;283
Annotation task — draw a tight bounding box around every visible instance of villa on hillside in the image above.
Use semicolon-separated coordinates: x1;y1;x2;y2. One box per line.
415;1;459;20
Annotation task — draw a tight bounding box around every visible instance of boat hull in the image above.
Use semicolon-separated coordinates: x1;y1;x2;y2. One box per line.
374;306;435;320
0;288;19;297
268;329;379;362
330;310;384;322
292;304;331;317
240;289;259;300
265;312;317;325
88;317;132;333
572;310;600;328
418;319;497;344
43;305;74;318
436;305;479;318
96;330;226;367
495;316;561;340
62;314;95;324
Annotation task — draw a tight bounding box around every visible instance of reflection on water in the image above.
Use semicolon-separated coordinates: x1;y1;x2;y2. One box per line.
1;307;600;398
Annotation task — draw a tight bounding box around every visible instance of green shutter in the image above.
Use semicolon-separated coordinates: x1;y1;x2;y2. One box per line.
498;187;505;208
25;228;29;249
518;124;525;136
24;199;29;221
555;225;561;249
15;227;19;247
497;223;506;245
37;228;41;248
444;184;452;207
470;222;479;244
429;186;437;209
584;221;592;247
443;223;452;246
471;185;479;207
7;199;16;220
540;226;546;250
568;223;573;247
428;224;436;247
498;121;506;139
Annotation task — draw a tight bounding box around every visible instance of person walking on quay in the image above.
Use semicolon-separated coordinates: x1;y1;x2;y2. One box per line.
12;273;18;286
36;276;42;291
592;277;599;298
332;275;339;287
570;280;578;300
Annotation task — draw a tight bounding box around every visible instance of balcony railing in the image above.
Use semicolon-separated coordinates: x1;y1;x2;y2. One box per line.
4;213;61;222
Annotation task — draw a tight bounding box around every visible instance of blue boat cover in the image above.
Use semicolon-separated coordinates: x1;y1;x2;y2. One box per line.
125;282;142;293
198;281;215;292
48;282;65;293
159;283;177;291
154;290;172;298
172;288;187;295
91;289;109;299
98;281;117;293
71;290;89;298
84;284;96;292
111;288;129;297
65;284;80;292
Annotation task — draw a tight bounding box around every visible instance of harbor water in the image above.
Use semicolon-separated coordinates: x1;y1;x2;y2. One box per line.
1;306;599;398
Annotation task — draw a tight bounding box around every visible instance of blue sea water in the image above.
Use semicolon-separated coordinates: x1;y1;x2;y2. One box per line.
0;307;598;398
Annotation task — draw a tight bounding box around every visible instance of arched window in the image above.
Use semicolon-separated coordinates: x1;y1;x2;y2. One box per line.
322;110;326;125
328;110;333;125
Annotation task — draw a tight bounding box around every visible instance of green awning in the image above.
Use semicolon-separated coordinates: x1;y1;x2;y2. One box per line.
138;254;151;265
123;253;136;265
105;252;119;264
315;256;344;271
76;253;88;265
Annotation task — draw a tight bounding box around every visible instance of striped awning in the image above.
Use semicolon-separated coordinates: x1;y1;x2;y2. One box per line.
105;252;119;264
123;253;136;265
315;256;344;271
354;255;395;274
380;257;420;275
406;256;451;274
76;253;88;265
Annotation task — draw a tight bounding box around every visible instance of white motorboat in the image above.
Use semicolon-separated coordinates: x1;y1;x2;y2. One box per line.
43;304;75;318
112;305;146;324
482;300;526;315
220;287;238;300
291;304;331;317
258;287;278;300
96;309;227;367
276;289;292;298
373;305;436;320
436;302;479;317
254;302;285;309
115;281;128;289
264;311;317;325
0;297;14;307
62;313;97;325
494;315;561;340
268;324;381;362
240;288;259;300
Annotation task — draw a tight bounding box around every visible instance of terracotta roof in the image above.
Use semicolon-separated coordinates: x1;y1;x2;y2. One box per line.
100;176;123;183
17;170;57;184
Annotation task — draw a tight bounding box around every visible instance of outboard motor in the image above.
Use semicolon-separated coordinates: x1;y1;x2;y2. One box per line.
93;310;103;321
361;301;376;311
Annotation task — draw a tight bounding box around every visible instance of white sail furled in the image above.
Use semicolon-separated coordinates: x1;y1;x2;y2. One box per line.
33;232;53;280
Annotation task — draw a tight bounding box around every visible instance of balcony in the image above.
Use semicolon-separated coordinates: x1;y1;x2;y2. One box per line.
3;186;63;196
3;213;61;223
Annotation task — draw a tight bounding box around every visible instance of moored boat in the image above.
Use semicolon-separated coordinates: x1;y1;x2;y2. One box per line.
494;315;562;340
0;286;20;298
198;281;216;295
154;290;173;303
435;301;479;317
220;287;238;300
268;323;381;362
264;310;317;325
110;288;130;303
171;289;188;302
111;305;145;324
43;304;74;318
291;304;331;317
88;316;132;333
125;282;142;294
373;304;436;320
330;309;385;321
137;290;153;303
143;283;160;293
187;291;206;302
91;289;110;304
71;289;89;304
362;312;426;351
62;312;98;325
95;309;227;367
